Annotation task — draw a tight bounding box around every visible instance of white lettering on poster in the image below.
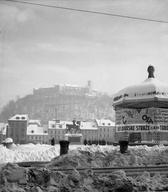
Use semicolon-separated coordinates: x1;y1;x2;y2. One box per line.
116;124;165;132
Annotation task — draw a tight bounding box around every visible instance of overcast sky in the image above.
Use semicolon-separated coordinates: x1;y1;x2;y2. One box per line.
0;0;168;108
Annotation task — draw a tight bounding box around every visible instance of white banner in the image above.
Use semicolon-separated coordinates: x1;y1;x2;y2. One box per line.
116;124;168;132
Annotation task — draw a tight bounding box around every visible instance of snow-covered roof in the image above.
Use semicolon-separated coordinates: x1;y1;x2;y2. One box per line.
0;123;7;135
80;121;98;130
28;120;41;127
113;66;168;107
48;120;73;129
63;84;81;88
27;123;48;135
49;120;115;129
96;119;115;127
8;114;28;121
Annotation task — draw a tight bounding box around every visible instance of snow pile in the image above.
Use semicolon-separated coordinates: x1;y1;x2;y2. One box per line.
0;144;60;163
1;163;168;192
133;171;168;191
1;143;168;167
48;145;168;168
1;144;168;191
0;163;134;192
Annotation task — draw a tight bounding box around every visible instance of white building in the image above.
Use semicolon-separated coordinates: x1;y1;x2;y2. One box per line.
7;114;48;144
96;119;115;143
48;120;73;143
48;119;115;144
7;114;115;144
26;120;48;144
80;121;98;142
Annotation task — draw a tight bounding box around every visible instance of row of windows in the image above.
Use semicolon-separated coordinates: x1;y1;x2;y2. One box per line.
99;128;111;131
27;134;114;142
51;124;113;129
100;123;112;126
49;130;66;134
51;124;63;128
27;136;46;140
30;130;48;134
48;130;113;136
15;116;26;120
50;136;64;140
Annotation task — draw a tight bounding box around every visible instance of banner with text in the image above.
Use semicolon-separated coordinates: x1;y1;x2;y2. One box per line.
116;124;168;132
116;108;168;125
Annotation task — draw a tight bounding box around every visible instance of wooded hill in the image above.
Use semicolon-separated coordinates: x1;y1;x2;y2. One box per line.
0;85;114;123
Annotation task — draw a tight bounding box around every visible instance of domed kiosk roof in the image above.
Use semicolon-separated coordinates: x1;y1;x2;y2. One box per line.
113;66;168;108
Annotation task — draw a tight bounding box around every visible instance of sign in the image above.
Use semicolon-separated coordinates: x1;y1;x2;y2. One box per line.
116;108;168;125
116;124;168;132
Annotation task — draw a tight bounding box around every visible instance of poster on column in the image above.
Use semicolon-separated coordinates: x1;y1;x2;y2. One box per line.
116;124;168;132
116;124;160;132
115;108;168;125
154;108;168;123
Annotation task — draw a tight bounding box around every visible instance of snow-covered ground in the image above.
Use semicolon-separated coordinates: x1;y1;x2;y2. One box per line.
0;143;114;164
0;143;58;163
0;143;95;163
1;143;168;166
1;144;168;191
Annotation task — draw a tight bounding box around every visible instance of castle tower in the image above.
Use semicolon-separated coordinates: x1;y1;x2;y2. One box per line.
87;80;92;93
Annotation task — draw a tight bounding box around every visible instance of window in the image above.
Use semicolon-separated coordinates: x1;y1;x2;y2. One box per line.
52;124;55;128
102;123;105;126
21;117;25;120
16;116;20;120
31;130;34;133
108;123;111;126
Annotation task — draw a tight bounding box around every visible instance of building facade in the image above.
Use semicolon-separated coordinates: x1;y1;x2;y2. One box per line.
7;114;115;144
7;114;28;144
7;115;48;144
48;119;115;144
48;120;70;144
26;120;48;144
96;119;115;144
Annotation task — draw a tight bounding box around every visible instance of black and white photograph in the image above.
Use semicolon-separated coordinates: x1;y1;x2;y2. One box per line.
0;0;168;191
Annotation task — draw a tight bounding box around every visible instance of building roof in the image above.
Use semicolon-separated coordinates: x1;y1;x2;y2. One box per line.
48;119;114;129
27;120;48;135
28;120;41;126
8;114;28;121
80;121;98;130
95;119;115;127
48;120;73;129
113;66;168;108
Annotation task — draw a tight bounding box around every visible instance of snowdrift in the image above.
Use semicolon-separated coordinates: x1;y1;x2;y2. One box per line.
1;143;168;167
1;144;168;191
